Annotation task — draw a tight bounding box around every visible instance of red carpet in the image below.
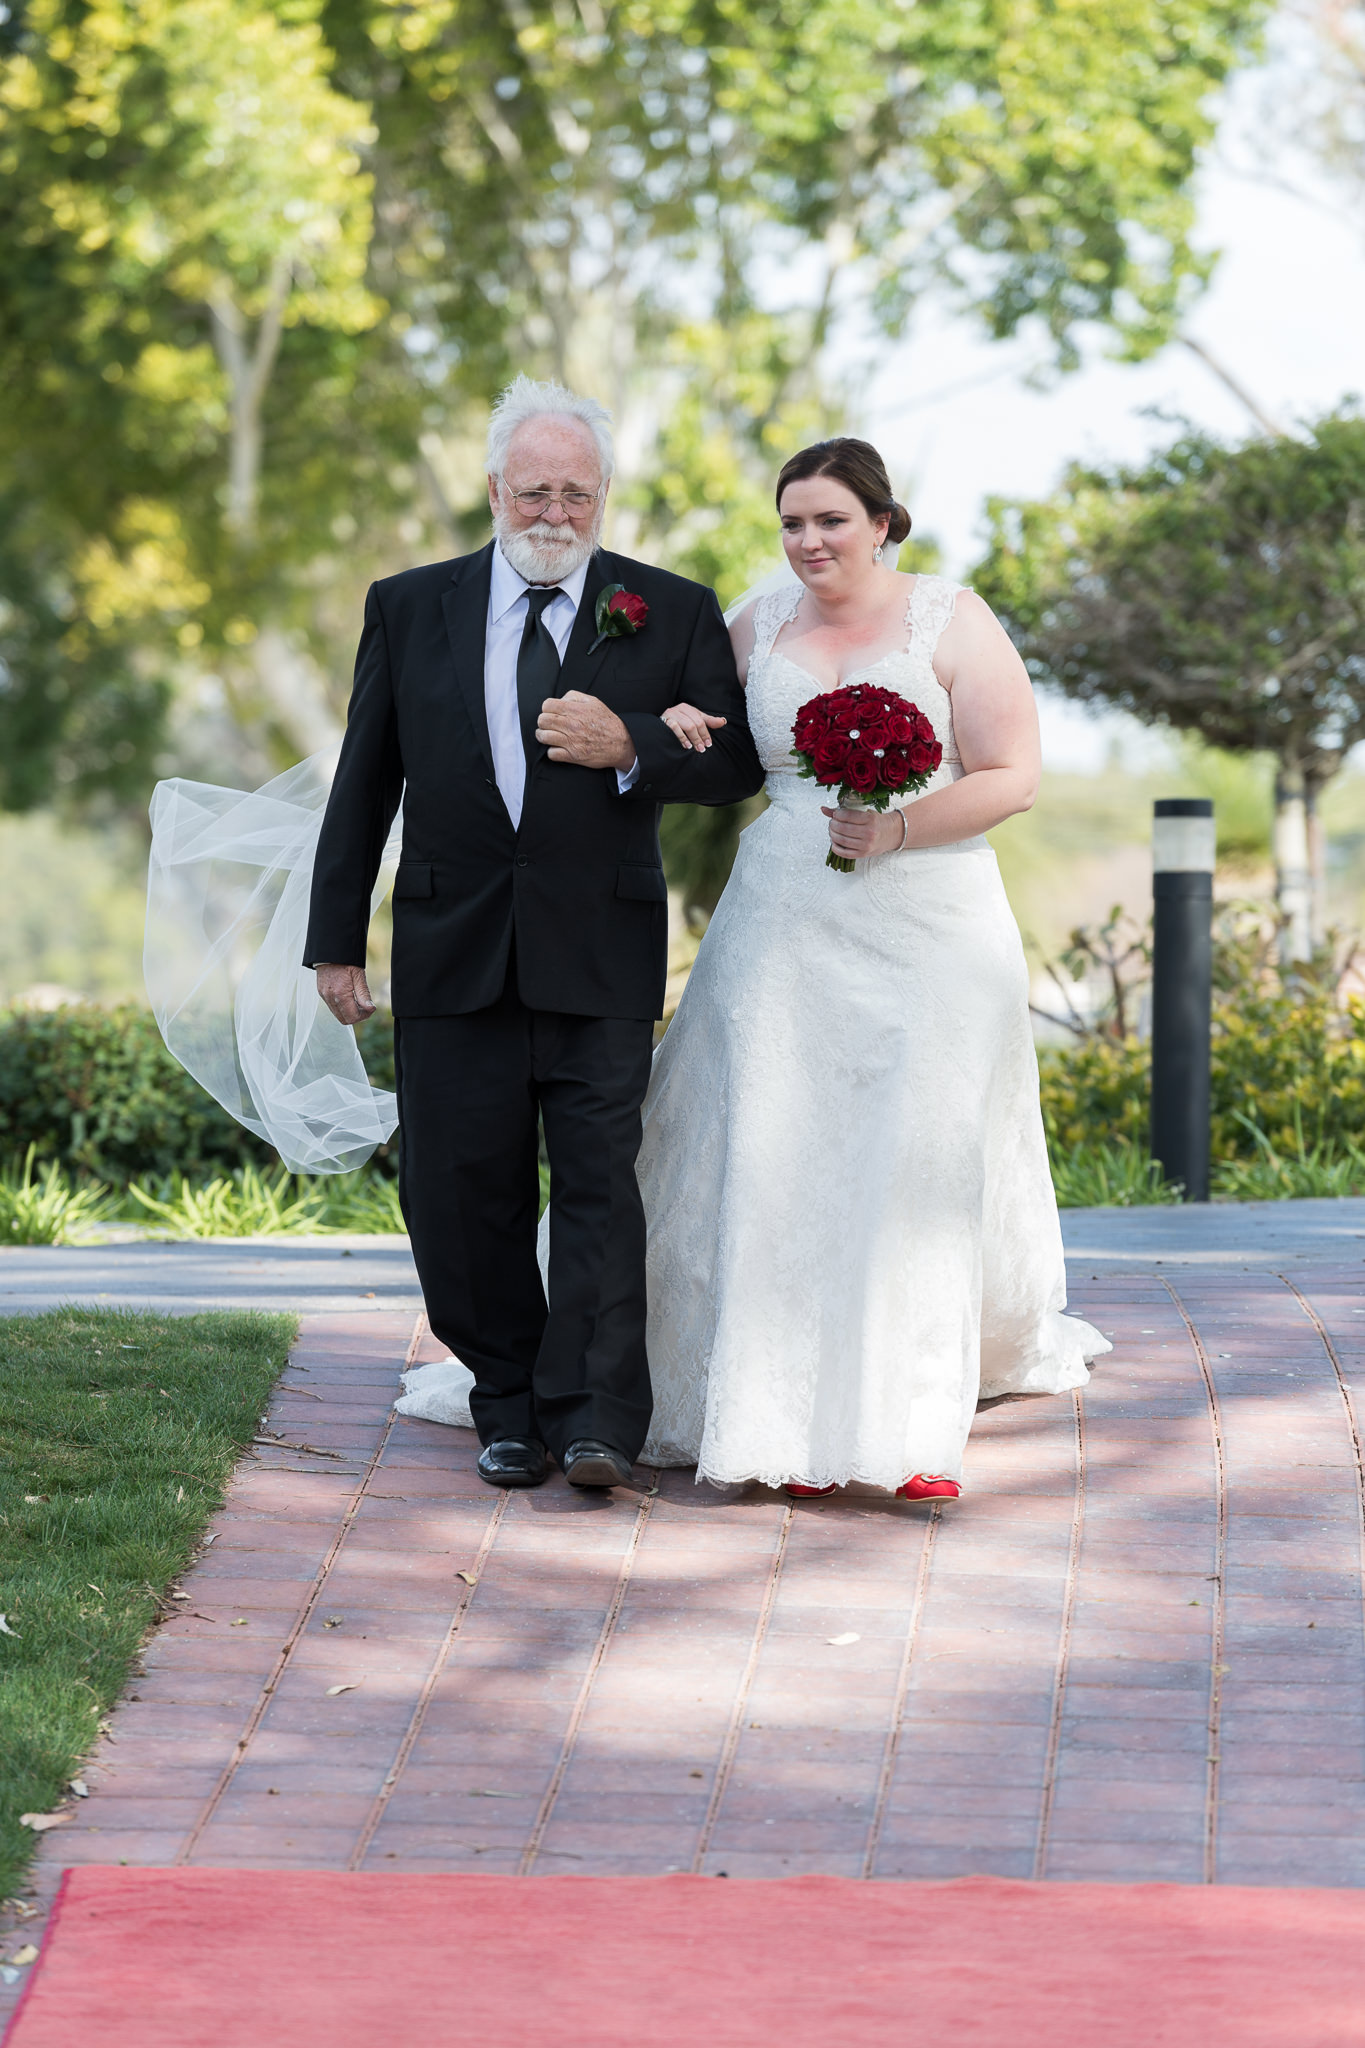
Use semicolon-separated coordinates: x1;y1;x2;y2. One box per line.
8;1868;1365;2046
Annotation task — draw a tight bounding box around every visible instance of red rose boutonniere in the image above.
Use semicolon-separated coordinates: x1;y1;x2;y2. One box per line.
589;583;648;654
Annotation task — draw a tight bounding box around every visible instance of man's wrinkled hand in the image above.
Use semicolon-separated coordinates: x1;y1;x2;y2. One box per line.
317;963;376;1027
535;690;636;771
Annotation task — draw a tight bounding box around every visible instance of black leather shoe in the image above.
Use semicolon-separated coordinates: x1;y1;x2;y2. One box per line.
562;1438;633;1489
477;1437;549;1489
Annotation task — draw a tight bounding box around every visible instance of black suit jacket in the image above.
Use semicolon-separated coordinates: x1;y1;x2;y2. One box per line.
303;542;765;1019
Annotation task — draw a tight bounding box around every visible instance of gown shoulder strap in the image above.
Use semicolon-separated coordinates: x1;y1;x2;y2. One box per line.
907;573;964;657
749;583;804;663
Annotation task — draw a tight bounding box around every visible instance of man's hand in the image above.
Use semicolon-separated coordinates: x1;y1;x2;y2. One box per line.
317;964;377;1027
535;690;636;771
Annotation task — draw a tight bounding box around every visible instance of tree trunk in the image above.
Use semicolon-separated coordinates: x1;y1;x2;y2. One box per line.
1274;759;1314;963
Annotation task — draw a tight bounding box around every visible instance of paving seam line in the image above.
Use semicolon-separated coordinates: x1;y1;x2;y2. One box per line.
861;1503;941;1880
690;1501;795;1875
1160;1276;1228;1885
173;1311;428;1865
1032;1387;1087;1881
1279;1276;1365;1664
347;1489;512;1869
517;1471;661;1875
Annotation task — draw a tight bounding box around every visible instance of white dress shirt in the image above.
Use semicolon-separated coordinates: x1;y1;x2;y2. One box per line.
485;545;637;830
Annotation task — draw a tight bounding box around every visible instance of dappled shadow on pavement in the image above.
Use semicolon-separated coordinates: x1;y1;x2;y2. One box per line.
5;1261;1363;2021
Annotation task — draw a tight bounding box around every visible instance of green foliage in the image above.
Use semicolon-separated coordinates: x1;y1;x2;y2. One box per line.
1049;1137;1182;1208
0;1002;398;1185
0;1145;117;1245
0;1308;294;1895
126;1160;405;1236
2;0;1269;803
0;1003;273;1184
975;411;1365;797
1040;965;1365;1198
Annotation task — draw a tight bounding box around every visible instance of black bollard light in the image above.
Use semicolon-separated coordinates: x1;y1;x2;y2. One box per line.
1150;798;1214;1202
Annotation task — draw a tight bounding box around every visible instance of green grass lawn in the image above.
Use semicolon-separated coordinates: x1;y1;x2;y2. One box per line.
0;1308;295;1898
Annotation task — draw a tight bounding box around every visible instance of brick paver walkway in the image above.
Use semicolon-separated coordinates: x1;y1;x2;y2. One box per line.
5;1264;1365;2017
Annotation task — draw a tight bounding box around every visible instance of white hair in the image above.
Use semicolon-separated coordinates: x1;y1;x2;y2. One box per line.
485;375;615;482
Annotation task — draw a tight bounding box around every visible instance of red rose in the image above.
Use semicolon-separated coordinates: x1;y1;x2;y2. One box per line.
831;697;863;731
812;734;849;781
884;710;914;745
843;749;879;793
607;589;648;629
908;738;936;774
912;710;936;744
879;747;911;786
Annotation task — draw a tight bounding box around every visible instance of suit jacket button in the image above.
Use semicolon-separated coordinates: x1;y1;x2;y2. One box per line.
516;856;528;867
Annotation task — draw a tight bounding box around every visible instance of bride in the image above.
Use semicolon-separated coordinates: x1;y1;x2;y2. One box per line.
631;436;1109;1499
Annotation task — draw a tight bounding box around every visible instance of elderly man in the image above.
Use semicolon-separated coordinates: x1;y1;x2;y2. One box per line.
304;377;763;1490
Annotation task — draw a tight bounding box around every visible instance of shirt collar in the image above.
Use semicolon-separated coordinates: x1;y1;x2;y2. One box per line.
489;542;593;625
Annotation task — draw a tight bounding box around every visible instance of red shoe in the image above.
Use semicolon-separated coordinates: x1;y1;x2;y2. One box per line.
784;1482;837;1499
896;1474;961;1502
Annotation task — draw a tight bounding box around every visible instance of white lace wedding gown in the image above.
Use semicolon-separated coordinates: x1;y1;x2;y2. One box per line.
397;573;1109;1487
634;573;1107;1487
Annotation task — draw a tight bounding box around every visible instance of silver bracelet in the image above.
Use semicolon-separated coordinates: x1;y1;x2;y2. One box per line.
895;807;909;852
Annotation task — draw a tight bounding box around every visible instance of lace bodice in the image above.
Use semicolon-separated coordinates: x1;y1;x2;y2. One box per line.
744;573;964;791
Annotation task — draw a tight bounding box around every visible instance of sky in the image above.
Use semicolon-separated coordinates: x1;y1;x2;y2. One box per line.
862;42;1365;771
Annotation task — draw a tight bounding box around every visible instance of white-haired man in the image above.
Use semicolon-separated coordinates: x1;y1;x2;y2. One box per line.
305;378;763;1490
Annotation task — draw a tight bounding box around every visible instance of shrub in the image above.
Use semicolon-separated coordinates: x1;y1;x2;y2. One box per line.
0;1002;398;1186
1039;986;1365;1168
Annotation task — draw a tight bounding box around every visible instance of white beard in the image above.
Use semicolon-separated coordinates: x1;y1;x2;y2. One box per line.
494;509;602;586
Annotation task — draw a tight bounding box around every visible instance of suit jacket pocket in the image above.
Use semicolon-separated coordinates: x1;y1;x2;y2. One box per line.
394;860;434;899
616;863;667;903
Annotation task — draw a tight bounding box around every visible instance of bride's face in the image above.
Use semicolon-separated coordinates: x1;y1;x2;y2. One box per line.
779;477;890;597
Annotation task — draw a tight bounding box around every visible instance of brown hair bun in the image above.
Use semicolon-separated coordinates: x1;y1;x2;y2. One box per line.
776;437;912;546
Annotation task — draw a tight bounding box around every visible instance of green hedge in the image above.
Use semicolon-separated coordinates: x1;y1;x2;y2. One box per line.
1039;985;1365;1161
0;1003;397;1186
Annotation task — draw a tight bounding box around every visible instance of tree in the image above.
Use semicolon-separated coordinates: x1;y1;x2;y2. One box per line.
975;413;1365;959
326;0;1274;583
0;0;390;795
1;0;1271;815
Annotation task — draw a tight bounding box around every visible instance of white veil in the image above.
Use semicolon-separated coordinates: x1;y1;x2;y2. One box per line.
144;753;401;1175
723;559;801;627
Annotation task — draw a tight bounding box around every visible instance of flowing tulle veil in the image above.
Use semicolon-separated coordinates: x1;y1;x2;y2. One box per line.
143;558;799;1176
144;752;402;1174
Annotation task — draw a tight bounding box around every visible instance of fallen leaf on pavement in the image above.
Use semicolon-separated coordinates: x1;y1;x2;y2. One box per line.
19;1813;68;1832
326;1683;359;1696
10;1946;37;1968
69;1780;88;1798
456;1572;478;1586
827;1632;860;1647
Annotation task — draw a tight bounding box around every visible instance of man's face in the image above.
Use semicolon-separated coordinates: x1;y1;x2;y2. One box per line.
488;417;607;583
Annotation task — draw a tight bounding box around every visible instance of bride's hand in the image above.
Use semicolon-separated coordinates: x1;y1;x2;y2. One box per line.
822;805;908;861
661;702;727;751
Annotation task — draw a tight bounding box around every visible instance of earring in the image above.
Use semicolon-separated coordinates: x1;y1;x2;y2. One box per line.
873;542;885;564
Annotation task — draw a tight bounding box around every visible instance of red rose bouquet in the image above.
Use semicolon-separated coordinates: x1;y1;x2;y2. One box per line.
791;683;943;871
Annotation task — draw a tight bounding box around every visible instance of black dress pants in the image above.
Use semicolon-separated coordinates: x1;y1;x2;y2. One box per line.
394;971;656;1464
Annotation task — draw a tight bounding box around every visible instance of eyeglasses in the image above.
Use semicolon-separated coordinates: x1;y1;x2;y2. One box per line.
500;483;601;517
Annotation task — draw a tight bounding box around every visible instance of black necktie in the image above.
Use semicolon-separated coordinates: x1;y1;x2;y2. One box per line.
517;586;562;769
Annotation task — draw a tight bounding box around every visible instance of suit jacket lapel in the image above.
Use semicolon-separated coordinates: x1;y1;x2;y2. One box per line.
440;543;495;777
